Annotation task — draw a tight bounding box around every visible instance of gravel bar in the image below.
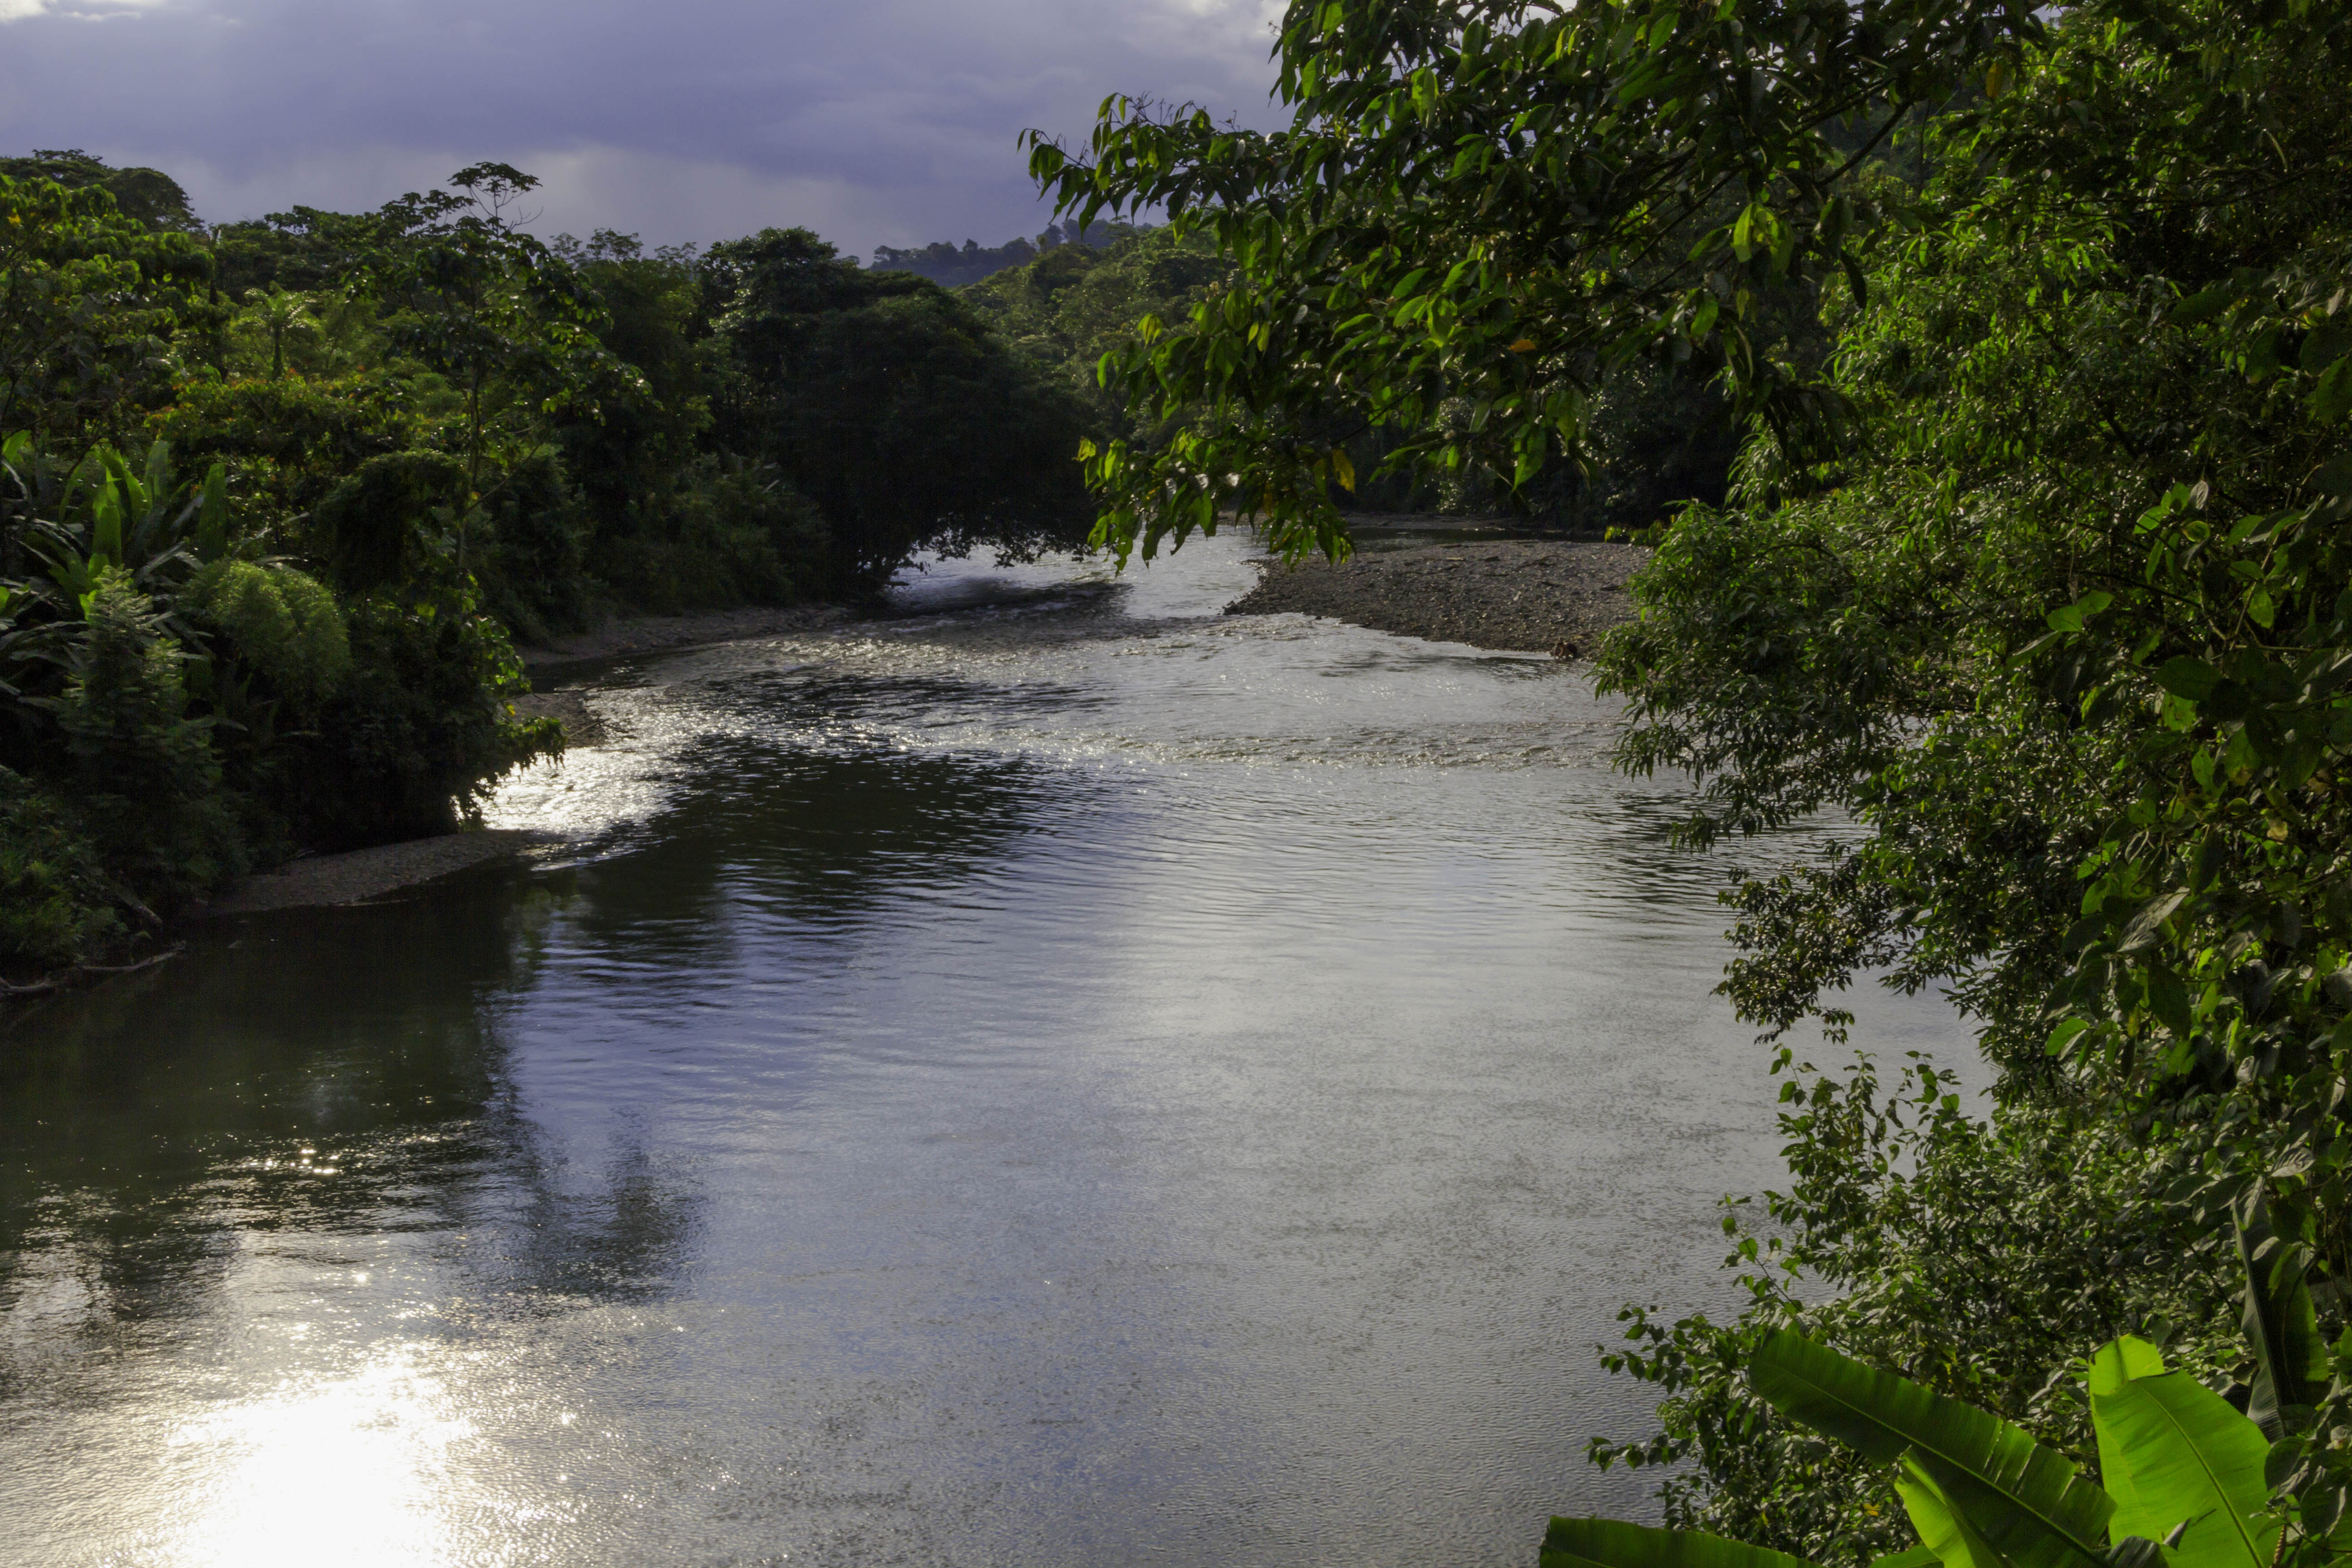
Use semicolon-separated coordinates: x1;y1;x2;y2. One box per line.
1225;538;1648;655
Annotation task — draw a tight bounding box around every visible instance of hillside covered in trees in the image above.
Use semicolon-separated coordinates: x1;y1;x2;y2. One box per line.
0;156;1094;976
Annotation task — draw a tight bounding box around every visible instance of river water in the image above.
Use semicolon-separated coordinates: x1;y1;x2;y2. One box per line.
0;533;1971;1567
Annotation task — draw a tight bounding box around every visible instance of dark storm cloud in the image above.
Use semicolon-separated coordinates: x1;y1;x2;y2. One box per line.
0;0;1285;257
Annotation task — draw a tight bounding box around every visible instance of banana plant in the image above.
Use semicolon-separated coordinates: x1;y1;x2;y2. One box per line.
1545;1210;2342;1568
1;430;231;702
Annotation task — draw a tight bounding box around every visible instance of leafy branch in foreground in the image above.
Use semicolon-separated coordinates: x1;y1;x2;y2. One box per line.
1027;0;2037;563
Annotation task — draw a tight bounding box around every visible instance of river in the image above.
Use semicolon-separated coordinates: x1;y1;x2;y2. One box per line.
0;532;1972;1567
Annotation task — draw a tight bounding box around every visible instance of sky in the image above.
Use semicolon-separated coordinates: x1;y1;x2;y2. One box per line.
0;0;1288;262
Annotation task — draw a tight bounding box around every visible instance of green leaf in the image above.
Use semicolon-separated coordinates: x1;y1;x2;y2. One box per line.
2090;1338;2170;1535
2089;1338;2168;1399
1872;1549;1943;1568
1540;1518;1826;1568
2091;1357;2274;1568
90;476;123;566
2234;1188;2328;1438
1749;1331;2112;1563
196;462;229;559
2172;284;2240;324
2116;892;2188;954
2156;659;2222;701
2145;965;2193;1039
1898;1451;2023;1568
2311;357;2352;425
1927;1450;2112;1568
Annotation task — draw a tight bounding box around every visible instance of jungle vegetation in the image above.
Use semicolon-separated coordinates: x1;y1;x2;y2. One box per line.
1029;0;2352;1563
0;157;1092;976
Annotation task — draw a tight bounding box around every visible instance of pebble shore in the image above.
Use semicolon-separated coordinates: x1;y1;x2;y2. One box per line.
1225;538;1648;655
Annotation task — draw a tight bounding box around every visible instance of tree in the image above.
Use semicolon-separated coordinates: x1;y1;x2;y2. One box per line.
240;284;315;380
1027;0;2035;561
364;164;641;564
0;173;216;442
0;149;202;232
702;226;1091;577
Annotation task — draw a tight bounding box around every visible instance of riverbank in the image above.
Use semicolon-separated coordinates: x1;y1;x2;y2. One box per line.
181;605;864;924
1225;538;1648;654
518;602;853;670
201;828;562;916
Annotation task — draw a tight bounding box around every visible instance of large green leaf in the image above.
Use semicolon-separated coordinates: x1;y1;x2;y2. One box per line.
2089;1347;2275;1568
1749;1330;2112;1567
1872;1548;1943;1568
1919;1450;2114;1568
2089;1337;2170;1535
1898;1451;2020;1568
1541;1517;1825;1568
2233;1188;2328;1439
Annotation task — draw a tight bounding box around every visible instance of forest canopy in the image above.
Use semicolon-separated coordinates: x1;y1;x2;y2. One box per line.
0;155;1098;977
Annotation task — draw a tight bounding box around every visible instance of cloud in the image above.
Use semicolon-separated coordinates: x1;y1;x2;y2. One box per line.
0;0;1287;259
0;0;167;19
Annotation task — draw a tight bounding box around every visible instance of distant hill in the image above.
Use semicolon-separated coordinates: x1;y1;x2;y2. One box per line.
870;219;1152;287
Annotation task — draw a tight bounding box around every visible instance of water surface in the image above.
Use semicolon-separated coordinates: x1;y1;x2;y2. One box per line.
0;534;1968;1566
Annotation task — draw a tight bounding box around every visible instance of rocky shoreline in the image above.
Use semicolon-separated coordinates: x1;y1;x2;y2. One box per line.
1225;538;1648;655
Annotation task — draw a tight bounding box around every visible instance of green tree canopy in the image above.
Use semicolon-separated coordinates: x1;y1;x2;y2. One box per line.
703;226;1091;574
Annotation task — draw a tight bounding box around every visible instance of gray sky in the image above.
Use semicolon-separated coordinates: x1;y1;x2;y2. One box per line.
0;0;1285;261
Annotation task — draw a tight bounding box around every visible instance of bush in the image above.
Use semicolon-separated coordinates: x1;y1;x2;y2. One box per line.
473;450;590;642
184;557;351;708
278;575;558;847
596;456;831;614
309;449;467;593
0;765;119;970
43;566;242;908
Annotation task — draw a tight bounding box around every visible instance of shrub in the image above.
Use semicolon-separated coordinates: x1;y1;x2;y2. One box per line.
279;575;558;847
184;557;351;709
0;765;118;971
41;565;241;909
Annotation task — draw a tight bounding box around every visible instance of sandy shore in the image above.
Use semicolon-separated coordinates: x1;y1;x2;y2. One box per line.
202;829;562;916
518;603;851;669
1226;538;1648;654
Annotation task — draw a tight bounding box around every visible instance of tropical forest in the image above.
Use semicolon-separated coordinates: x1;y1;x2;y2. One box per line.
2;1;2350;1565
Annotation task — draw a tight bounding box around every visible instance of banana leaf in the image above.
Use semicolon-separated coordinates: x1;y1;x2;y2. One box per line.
2233;1187;2328;1440
1542;1517;1826;1568
2089;1340;2275;1568
2089;1336;2170;1534
1749;1330;2112;1567
1898;1450;2022;1568
1916;1449;2113;1568
1872;1548;1943;1568
196;463;229;559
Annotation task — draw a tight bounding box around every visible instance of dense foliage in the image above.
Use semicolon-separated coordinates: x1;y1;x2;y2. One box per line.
1;158;1097;978
1032;0;2352;1563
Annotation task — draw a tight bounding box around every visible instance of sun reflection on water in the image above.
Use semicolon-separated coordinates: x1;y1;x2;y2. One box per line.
163;1347;480;1568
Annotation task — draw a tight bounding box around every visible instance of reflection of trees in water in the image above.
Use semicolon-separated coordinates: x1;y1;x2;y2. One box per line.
547;733;1049;973
0;880;683;1350
0;739;1050;1354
